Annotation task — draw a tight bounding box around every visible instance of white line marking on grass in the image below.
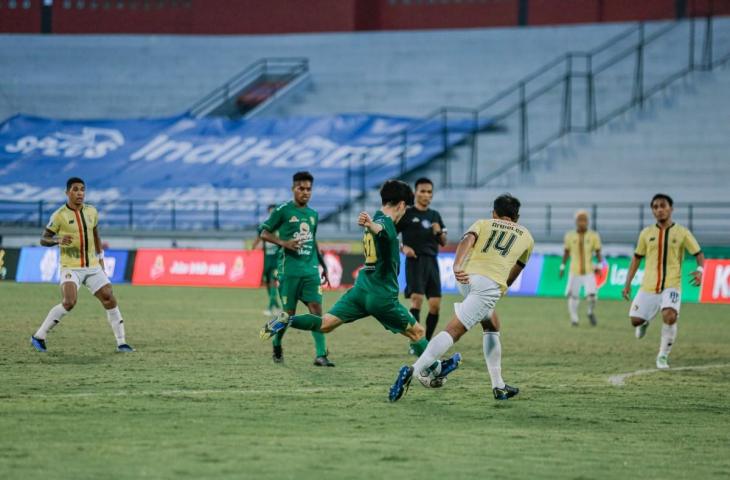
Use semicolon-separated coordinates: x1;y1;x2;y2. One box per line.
2;386;342;400
608;363;730;387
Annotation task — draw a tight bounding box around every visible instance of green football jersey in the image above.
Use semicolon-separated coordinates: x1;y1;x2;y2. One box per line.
355;210;400;296
259;201;319;277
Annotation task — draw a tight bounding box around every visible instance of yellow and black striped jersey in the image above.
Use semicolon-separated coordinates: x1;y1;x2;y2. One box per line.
634;223;700;293
46;204;100;269
564;229;602;275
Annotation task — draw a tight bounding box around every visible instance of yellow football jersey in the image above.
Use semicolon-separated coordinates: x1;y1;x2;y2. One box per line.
46;204;100;269
564;229;602;275
463;218;534;293
634;223;701;293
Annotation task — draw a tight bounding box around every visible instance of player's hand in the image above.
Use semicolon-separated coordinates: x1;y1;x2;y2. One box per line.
622;285;631;301
321;270;330;287
690;270;702;286
281;238;302;252
402;245;417;258
454;269;469;284
99;258;106;272
59;235;73;246
357;212;372;228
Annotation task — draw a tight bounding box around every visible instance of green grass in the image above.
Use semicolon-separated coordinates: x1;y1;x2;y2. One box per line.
1;282;730;480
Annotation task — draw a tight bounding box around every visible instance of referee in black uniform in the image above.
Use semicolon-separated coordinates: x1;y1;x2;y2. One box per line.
397;178;447;340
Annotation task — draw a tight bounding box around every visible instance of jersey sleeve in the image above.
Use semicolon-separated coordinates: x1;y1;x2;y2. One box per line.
259;206;283;233
45;210;61;234
517;238;534;267
683;229;701;256
91;207;99;228
436;211;446;229
466;220;482;239
372;216;391;242
634;230;648;257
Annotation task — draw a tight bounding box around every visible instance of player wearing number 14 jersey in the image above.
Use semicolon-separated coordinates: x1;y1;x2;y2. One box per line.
390;194;534;402
260;180;461;383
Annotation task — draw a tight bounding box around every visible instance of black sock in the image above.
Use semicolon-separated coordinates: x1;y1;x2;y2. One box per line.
425;313;439;340
410;308;421;323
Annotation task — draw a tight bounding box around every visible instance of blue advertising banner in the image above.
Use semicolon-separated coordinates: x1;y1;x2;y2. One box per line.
397;253;543;296
0;114;487;228
16;247;129;284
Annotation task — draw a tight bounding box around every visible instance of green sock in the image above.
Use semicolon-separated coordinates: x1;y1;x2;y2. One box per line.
289;313;323;331
272;329;285;347
267;285;280;309
410;337;429;356
312;331;327;357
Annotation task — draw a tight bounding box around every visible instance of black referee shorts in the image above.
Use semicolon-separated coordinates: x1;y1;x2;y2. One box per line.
404;255;442;299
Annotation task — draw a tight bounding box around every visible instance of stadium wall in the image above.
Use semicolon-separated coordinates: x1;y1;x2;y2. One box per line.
4;245;729;304
2;0;727;34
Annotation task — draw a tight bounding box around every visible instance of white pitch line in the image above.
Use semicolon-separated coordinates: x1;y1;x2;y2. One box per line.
1;386;342;401
608;363;730;387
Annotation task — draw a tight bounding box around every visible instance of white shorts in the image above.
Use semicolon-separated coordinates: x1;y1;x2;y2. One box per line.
566;273;597;297
60;267;110;295
454;274;502;331
629;288;682;321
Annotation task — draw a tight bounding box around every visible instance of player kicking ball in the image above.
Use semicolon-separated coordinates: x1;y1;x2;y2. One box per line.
622;193;704;370
389;194;534;402
30;177;133;353
260;180;461;384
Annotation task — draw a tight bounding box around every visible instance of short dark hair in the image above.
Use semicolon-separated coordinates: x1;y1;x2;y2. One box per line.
651;193;673;207
493;193;521;221
414;177;433;189
66;177;85;191
380;180;414;207
267;204;277;211
293;171;314;184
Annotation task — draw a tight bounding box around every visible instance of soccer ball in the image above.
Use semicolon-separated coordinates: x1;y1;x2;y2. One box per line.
417;362;445;389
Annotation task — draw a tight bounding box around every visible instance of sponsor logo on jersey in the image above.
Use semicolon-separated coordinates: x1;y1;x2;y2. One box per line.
289;216;299;223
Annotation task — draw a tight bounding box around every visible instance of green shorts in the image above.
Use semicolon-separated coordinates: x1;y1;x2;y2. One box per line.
329;286;416;334
279;274;322;311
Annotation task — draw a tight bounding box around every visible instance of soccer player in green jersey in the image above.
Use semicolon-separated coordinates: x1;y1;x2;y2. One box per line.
252;204;283;316
260;180;461;383
258;172;334;367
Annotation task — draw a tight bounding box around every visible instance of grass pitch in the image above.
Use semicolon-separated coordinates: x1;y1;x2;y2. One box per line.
1;282;730;479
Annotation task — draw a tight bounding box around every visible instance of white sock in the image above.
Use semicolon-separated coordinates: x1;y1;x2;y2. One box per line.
413;331;453;376
568;297;580;324
483;331;505;389
659;323;677;356
34;304;68;340
106;307;126;346
587;295;596;315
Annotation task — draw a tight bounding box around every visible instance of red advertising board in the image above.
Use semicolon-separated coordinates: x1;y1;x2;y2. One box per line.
132;249;263;288
700;259;730;304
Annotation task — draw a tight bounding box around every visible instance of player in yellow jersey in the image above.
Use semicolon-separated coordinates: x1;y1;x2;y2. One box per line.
560;210;604;326
622;194;704;369
390;194;534;402
30;177;133;353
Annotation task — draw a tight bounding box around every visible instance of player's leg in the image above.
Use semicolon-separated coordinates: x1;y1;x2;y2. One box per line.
424;256;442;340
90;269;133;352
480;311;517;400
656;289;681;369
305;298;334;367
270;275;297;363
629;291;661;339
566;274;580;326
31;271;78;351
585;275;598;326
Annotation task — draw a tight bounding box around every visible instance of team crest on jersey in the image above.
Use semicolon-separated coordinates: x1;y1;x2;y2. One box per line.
649;237;656;242
289;216;299;223
412;217;420;223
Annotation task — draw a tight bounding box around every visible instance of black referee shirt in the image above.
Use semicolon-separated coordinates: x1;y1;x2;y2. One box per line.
397;207;445;257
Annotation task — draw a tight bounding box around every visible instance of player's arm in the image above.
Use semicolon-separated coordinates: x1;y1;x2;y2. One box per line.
434;213;447;247
315;242;329;286
251;235;263;250
622;255;642;301
93;225;106;271
559;249;569;278
686;232;704;286
506;262;525;287
593;233;605;273
358;212;384;235
40;214;71;247
453;232;477;284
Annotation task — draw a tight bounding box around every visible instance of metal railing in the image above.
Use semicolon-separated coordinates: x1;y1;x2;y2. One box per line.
188;57;309;118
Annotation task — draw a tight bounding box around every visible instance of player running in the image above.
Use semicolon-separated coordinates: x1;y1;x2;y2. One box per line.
622;193;704;370
258;172;334;367
398;178;447;341
389;194;533;402
560;210;604;326
30;177;133;353
260;180;461;383
251;204;283;316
